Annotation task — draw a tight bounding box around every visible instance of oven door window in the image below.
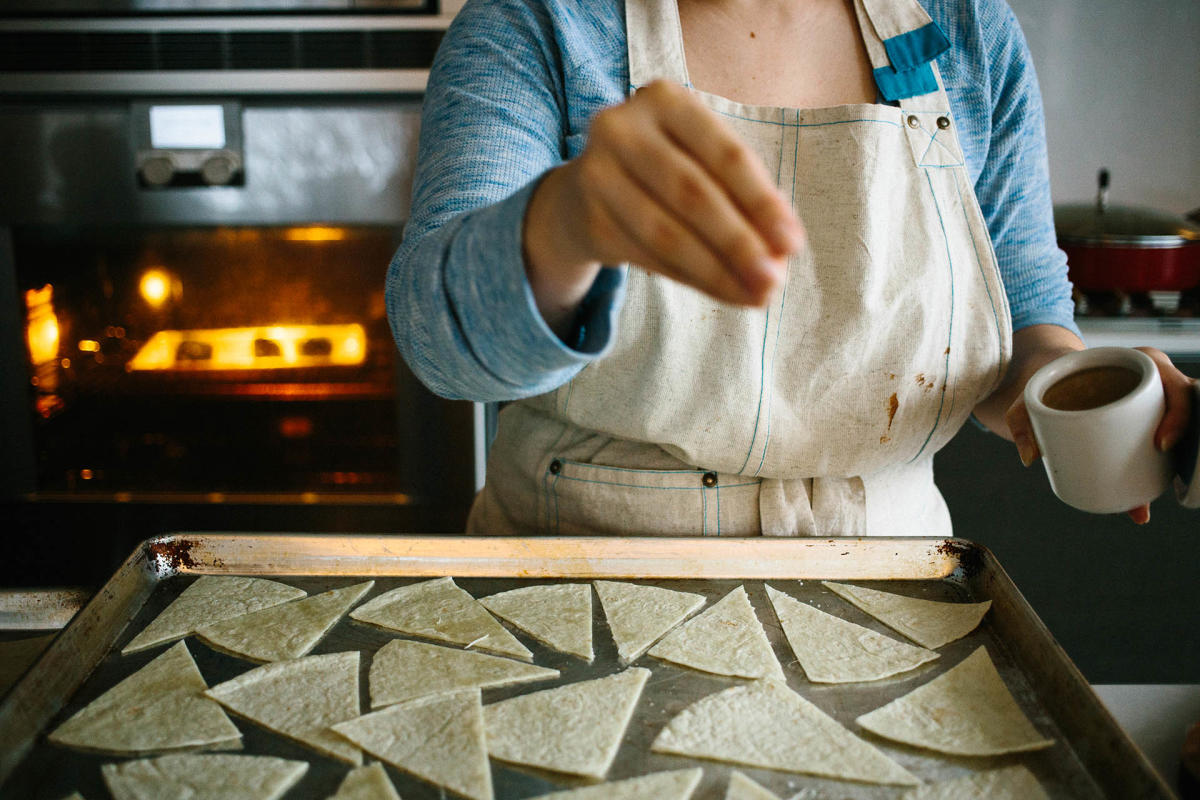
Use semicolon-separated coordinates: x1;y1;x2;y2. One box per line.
15;225;439;498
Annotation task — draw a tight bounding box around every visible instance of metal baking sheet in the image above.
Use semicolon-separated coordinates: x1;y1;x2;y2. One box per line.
0;534;1174;799
0;589;90;631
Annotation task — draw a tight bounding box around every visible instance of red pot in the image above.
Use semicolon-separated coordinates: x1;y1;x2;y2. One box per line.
1054;170;1200;292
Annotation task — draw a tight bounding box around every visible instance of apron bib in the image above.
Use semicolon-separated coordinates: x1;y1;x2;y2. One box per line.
469;0;1012;538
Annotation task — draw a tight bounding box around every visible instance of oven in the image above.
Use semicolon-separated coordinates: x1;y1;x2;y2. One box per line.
0;0;478;586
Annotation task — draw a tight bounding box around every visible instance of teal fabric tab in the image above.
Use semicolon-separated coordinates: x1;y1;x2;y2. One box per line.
873;62;939;101
883;21;951;73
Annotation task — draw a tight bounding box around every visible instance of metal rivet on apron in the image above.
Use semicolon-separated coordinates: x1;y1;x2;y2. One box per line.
936;116;951;129
906;115;920;128
549;459;562;475
701;471;718;488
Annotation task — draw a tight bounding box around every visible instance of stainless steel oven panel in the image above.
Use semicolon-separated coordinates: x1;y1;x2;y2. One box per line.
0;0;430;12
0;101;422;226
0;15;452;95
0;71;434;95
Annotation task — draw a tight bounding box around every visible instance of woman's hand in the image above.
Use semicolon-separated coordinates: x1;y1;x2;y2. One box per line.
997;335;1195;524
523;79;805;336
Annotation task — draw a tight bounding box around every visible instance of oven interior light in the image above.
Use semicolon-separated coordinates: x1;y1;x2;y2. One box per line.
25;285;61;366
139;268;173;308
279;416;314;439
284;226;348;243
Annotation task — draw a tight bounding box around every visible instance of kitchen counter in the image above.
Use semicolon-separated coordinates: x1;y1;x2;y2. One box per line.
1093;684;1200;798
1077;317;1200;357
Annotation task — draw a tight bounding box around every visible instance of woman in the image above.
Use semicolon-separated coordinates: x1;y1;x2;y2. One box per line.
388;0;1193;535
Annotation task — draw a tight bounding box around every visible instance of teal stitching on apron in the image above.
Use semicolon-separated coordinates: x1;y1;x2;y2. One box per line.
909;169;957;463
542;464;551;532
553;468;560;534
754;108;803;477
918;130;963;167
716;483;721;535
559;377;575;416
735;108;789;476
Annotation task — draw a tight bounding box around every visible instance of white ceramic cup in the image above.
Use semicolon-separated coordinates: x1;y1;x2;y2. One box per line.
1024;347;1173;514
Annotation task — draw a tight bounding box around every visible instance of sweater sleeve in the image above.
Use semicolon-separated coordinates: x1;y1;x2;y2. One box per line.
968;0;1079;335
385;0;626;402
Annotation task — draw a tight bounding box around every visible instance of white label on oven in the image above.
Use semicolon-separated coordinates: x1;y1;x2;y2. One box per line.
149;105;226;150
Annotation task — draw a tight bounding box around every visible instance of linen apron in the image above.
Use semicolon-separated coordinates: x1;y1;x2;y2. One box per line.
468;0;1012;538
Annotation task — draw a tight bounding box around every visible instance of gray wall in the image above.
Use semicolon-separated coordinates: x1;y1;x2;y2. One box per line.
1009;0;1199;215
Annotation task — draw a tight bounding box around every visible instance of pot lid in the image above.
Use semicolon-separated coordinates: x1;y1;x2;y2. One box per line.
1054;169;1200;248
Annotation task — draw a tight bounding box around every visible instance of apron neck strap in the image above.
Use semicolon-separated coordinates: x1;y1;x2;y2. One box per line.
626;0;691;90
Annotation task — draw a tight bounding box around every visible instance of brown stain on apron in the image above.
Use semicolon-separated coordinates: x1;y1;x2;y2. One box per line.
881;392;900;444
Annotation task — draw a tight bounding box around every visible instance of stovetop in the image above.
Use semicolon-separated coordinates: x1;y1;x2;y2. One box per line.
1074;290;1200;358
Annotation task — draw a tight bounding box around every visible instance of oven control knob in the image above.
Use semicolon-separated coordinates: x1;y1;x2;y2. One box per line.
201;154;238;186
139;156;175;187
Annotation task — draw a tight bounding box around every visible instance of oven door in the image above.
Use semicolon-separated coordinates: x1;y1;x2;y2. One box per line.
0;97;478;585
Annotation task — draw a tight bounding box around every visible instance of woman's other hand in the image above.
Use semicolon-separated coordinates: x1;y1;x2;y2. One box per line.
523;79;806;336
1002;341;1195;524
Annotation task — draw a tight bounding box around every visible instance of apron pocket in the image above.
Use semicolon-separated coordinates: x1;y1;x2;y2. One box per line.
543;459;760;536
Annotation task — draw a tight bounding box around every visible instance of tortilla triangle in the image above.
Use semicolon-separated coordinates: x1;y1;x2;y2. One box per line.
856;646;1054;756
725;771;781;800
652;679;919;786
350;577;531;661
123;576;306;655
479;584;593;661
48;641;241;755
327;762;402;800
101;753;307;800
900;765;1049;800
205;651;362;765
594;581;706;664
484;667;649;779
766;585;938;683
332;688;493;800
648;586;782;679
530;768;703;799
822;581;990;650
196;581;373;663
369;639;558;708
